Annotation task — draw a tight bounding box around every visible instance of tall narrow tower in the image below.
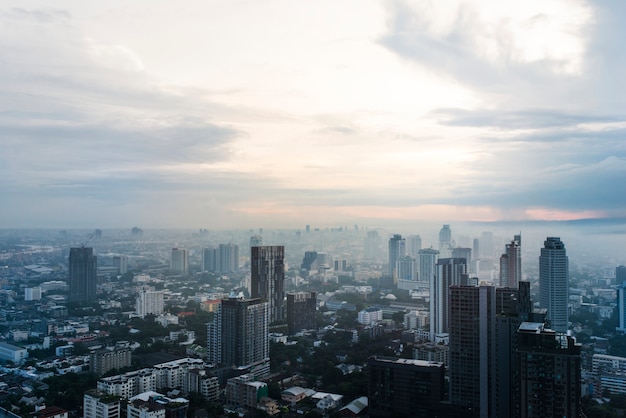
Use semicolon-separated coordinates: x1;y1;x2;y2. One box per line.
499;234;522;288
539;237;569;333
430;257;467;341
388;234;406;277
69;247;97;302
251;246;285;323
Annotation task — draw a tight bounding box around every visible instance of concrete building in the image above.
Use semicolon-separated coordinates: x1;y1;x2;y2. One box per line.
90;346;132;376
430;257;467;341
83;390;122;418
418;248;438;289
0;342;28;365
617;282;626;333
202;244;239;273
388;234;406;278
358;307;383;325
25;287;42;301
226;374;268;409
113;255;128;275
169;248;189;276
207;294;270;378
499;234;522;288
136;290;164;318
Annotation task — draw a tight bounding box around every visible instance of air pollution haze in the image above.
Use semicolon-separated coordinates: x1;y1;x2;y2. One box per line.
2;1;625;231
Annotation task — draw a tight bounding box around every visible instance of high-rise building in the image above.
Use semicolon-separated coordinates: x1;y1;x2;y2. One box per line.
438;224;452;256
518;322;581;418
251;246;285;323
207;294;269;377
388;234;406;277
364;231;381;260
617;265;626;284
286;292;316;335
617;283;626;333
395;256;417;281
69;247;97;302
136;290;164;318
408;235;422;257
250;235;263;248
202;244;239;273
113;255;128;275
451;247;472;273
539;237;569;333
170;248;189;276
368;356;445;418
448;285;497;417
430;258;467;341
418;248;439;289
499;235;522;288
480;231;494;259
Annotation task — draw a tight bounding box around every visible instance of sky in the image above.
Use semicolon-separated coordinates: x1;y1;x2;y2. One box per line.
2;0;626;230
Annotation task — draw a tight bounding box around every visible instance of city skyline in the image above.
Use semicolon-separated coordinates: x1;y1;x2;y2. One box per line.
2;1;626;229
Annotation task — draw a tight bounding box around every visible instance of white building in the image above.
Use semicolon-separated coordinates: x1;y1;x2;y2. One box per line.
25;287;42;301
357;308;383;325
0;342;28;364
136;290;164;318
83;390;122;418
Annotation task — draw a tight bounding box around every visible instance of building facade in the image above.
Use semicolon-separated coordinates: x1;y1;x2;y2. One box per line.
286;291;316;335
90;346;132;376
388;234;406;278
69;247;97;302
499;234;522;288
83;390;122;418
169;248;189;276
251;246;285;323
430;257;467;341
136;290;164;318
539;237;569;333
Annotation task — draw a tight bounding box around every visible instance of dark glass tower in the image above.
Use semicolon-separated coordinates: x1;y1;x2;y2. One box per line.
251;246;285;323
68;247;97;302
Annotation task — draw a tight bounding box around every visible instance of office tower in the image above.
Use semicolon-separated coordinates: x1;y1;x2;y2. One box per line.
69;247;97;302
539;237;569;333
388;234;406;277
438;224;452;256
396;256;417;281
286;292;316;335
617;265;626;284
368;356;445;418
448;285;497;417
499;235;522;288
136;289;164;318
251;246;285;323
170;248;189;276
617;283;626;333
408;235;422;257
430;258;466;341
207;295;269;376
418;248;439;288
112;255;128;275
334;259;347;272
480;231;494;258
364;230;381;260
473;238;480;260
300;251;318;277
518;322;581;418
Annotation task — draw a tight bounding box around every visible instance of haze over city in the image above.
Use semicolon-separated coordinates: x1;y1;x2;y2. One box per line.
2;0;626;231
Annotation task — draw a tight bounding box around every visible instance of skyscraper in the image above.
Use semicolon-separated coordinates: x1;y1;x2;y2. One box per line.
539;237;569;333
170;248;189;276
408;234;422;257
112;255;128;275
286;291;317;335
364;230;381;260
617;265;626;284
438;224;452;256
69;247;97;302
202;244;240;273
207;294;270;378
518;322;581;418
418;248;439;289
396;256;417;282
449;284;497;417
430;257;467;341
388;234;406;277
499;234;522;288
251;246;285;323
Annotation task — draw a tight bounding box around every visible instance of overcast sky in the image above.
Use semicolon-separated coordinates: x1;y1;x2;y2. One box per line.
2;0;625;229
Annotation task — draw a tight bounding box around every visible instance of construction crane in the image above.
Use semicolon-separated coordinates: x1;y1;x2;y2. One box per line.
80;232;94;248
